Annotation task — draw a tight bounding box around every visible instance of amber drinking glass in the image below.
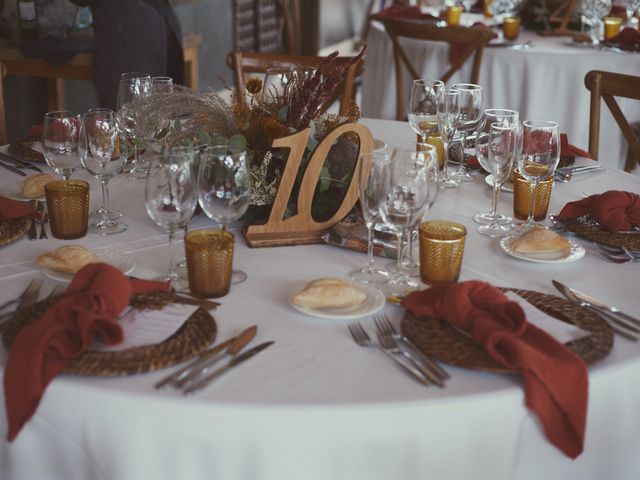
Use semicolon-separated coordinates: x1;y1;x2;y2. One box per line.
185;229;234;298
419;221;466;285
45;180;89;240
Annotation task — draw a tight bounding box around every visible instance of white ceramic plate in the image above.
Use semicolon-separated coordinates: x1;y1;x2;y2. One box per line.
0;181;45;202
289;283;386;320
499;234;586;264
373;138;387;152
41;250;136;283
485;174;514;193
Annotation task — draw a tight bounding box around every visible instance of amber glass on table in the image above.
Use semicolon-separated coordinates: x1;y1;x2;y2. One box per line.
419;221;466;286
44;180;89;240
446;5;463;25
603;17;622;41
185;229;234;298
418;133;445;171
513;169;554;221
502;17;521;40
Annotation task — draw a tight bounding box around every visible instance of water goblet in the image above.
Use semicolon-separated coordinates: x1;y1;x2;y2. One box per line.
145;155;197;281
348;151;391;284
516;120;560;230
451;83;483;182
42;111;82;181
436;88;461;189
474;108;519;225
151;76;174;94
116;72;152;179
262;66;294;102
197;145;251;285
79;109;128;235
408;79;445;178
477;123;517;237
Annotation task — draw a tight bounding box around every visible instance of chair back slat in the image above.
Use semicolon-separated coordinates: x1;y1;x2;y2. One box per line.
0;63;6;146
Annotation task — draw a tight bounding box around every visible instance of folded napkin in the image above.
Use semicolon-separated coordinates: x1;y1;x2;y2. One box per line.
611;27;640;49
4;263;171;441
402;281;588;458
557;190;640;233
561;133;591;160
371;5;438;21
0;196;42;222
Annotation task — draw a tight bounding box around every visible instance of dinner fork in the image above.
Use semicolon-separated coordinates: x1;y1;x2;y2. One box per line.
374;314;450;384
595;245;639;263
0;278;43;313
347;322;429;386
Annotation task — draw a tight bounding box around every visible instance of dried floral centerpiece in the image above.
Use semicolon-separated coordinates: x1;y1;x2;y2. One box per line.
128;48;366;224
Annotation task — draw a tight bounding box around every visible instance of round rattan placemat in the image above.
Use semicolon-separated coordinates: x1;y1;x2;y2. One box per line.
401;287;613;373
0;218;31;247
562;216;640;250
2;291;217;376
8;138;45;164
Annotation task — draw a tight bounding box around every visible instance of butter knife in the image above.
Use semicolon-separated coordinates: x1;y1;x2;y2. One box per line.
0;152;43;172
0;159;26;176
183;341;274;395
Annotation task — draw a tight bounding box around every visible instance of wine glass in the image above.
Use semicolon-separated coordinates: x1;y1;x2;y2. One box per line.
116;72;152;179
451;83;483;182
197;145;251;285
348;151;391;284
79;109;128;235
145;155;197;281
517;120;560;230
151;76;174;94
436;88;461;189
262;66;294;102
42;111;82;181
477;123;517;237
408;79;445;178
622;0;640;27
379;147;434;298
474;108;519;225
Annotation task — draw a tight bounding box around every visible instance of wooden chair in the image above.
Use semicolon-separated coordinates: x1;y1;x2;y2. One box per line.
383;17;495;120
232;0;301;54
226;51;364;116
585;70;640;172
0;63;6;145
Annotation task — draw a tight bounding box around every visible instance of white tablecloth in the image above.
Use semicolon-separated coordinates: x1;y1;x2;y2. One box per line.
1;118;640;480
361;22;640;173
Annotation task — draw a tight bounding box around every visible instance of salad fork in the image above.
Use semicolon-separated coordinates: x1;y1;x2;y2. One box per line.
347;322;429;386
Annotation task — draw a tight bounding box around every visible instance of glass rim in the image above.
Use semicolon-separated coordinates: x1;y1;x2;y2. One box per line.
120;72;151;80
412;78;444;87
44;110;82;119
484;108;518;118
522;119;559;128
452;83;482;92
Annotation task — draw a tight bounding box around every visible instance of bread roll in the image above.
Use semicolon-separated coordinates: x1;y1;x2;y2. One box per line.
511;228;570;260
37;245;102;274
22;173;57;199
292;278;367;310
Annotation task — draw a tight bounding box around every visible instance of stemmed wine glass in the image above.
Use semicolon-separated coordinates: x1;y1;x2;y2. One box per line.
262;66;294;102
477;123;517;237
151;76;174;94
116;72;152;179
474;108;520;225
349;151;391;284
197;145;251;285
451;83;483;182
145;155;198;281
408;79;445;178
517;120;560;230
379;146;435;298
79;109;128;235
42;111;82;181
436;88;461;189
622;0;640;27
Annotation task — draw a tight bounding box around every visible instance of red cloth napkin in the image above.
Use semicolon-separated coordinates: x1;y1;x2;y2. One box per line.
561;133;591;160
0;196;42;221
4;263;171;441
402;281;588;459
610;27;640;49
371;5;438;21
557;190;640;233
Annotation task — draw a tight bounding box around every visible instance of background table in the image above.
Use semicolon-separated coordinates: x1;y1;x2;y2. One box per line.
361;22;640;172
1;118;639;479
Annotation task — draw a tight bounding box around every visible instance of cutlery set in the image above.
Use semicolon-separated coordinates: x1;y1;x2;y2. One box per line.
0;152;42;176
155;325;274;394
553;164;604;183
28;201;48;241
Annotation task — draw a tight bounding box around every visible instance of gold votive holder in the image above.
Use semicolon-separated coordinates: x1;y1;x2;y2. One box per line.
418;134;445;171
185;229;234;298
419;220;466;286
446;5;463;26
44;180;89;240
604;17;622;41
502;17;521;40
513;169;554;221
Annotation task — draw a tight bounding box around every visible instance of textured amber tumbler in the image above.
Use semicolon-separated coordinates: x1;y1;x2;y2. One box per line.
185;229;234;298
604;17;622;41
419;221;466;286
418;134;445;170
44;180;89;240
513;170;554;221
446;5;463;25
502;17;520;40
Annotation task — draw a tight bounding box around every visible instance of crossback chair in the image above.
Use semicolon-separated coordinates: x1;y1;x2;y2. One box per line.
585;70;640;172
383;17;495;121
232;0;301;54
226;51;364;117
0;63;6;145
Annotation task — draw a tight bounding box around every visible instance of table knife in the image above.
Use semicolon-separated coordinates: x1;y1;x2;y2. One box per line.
183;341;274;395
552;280;639;340
0;152;43;172
0;160;26;176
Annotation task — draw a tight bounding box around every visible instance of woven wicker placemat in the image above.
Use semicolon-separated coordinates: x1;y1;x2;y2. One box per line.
401;287;613;373
562;216;640;250
8;138;45;164
2;291;217;376
0;218;31;247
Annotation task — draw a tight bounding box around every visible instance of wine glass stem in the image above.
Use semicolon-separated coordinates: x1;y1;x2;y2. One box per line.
489;181;501;228
100;179;110;221
365;222;376;272
458;132;466;172
168;230;176;277
442;141;451;180
396;230;406;277
526;181;537;225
